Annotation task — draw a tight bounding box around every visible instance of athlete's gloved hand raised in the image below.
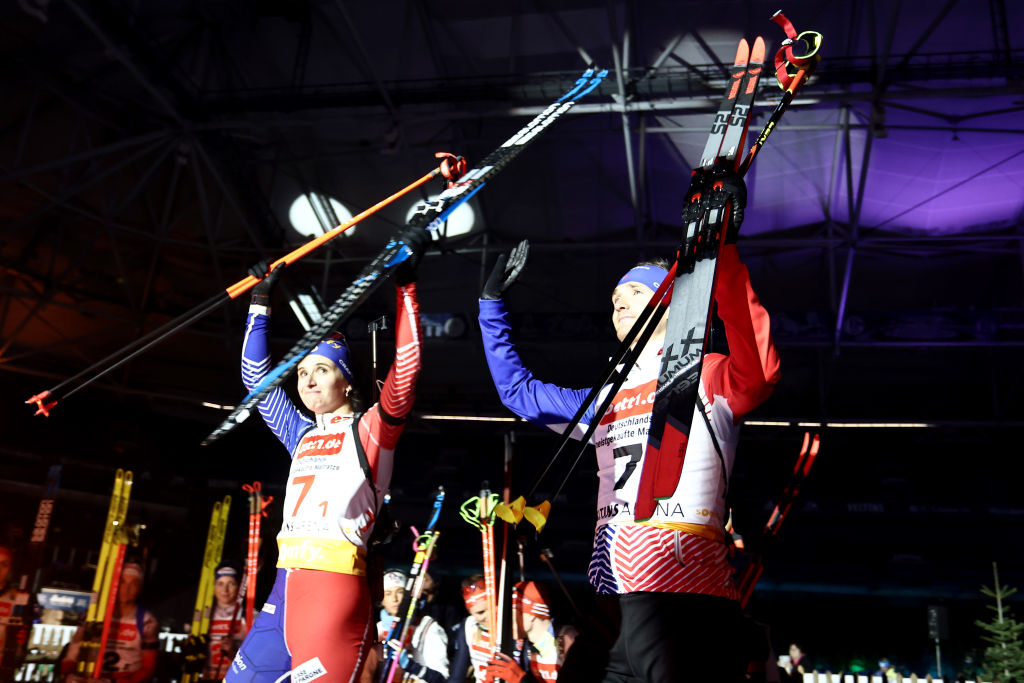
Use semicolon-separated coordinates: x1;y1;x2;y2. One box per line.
394;226;430;286
481;240;529;300
710;170;746;244
482;653;527;683
249;259;285;307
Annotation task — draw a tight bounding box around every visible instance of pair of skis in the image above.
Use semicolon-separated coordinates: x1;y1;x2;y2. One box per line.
632;32;768;520
378;488;445;683
75;469;134;679
202;66;608;446
181;495;232;683
242;481;272;630
203;483;271;681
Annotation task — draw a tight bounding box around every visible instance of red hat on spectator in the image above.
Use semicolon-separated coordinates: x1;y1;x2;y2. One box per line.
462;579;488;610
513;581;550;619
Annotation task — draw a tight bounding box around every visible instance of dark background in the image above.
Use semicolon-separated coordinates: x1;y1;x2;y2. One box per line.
2;0;1023;678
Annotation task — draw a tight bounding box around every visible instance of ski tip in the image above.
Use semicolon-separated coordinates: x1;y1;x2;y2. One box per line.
733;38;750;66
752;36;766;63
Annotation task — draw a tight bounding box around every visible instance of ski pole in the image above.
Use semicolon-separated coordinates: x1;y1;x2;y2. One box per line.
737;11;823;177
376;485;440;683
479;484;498;650
382;530;441;683
458;490;499;645
369;316;388;403
25;156;465;417
495;432;515;655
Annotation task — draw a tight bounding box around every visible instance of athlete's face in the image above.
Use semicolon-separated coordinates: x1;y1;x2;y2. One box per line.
383;586;405;617
468;602;489;629
118;572;142;605
611;281;668;344
215;576;239;606
297;354;350;414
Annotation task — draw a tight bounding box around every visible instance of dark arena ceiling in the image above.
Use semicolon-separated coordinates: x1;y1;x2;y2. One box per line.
1;0;1023;670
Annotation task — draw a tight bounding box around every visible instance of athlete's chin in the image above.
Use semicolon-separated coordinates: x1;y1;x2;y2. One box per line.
301;397;325;413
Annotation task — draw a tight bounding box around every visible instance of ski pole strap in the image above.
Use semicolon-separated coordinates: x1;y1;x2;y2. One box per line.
770;11;823;91
459;495;499;530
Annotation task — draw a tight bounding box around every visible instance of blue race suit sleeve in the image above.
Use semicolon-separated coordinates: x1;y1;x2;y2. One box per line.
241;306;314;456
479;298;595;436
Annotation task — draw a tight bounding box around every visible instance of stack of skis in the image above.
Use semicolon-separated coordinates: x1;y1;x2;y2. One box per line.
180;495;232;683
72;469;135;679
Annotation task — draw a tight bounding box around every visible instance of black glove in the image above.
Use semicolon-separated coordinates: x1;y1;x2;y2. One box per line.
481;240;529;300
394;226;430;286
710;170;746;244
250;260;285;307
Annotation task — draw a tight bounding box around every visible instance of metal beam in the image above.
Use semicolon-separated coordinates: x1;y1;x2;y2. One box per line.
63;0;184;125
611;41;639;214
867;146;1024;232
328;1;398;118
833;111;878;352
891;0;962;75
189;145;229;293
0;130;169;183
989;0;1012;65
688;30;728;78
533;0;595;67
824;107;850;313
6;138;169;233
192;141;269;254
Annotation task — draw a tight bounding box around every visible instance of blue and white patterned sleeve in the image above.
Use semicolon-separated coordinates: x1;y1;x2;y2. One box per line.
478;298;595;438
241;304;313;457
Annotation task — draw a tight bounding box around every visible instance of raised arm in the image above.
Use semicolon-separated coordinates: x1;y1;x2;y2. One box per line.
479;297;594;433
703;244;781;419
358;281;423;467
241;304;314;455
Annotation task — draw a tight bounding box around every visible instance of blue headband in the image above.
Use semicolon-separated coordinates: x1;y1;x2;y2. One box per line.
617;265;668;293
309;334;354;384
215;567;239;580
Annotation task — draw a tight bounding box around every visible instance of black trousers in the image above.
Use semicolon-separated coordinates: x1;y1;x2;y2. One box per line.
601;592;748;683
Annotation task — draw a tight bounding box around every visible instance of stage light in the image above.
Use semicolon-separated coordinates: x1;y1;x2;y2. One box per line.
288;193;355;238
